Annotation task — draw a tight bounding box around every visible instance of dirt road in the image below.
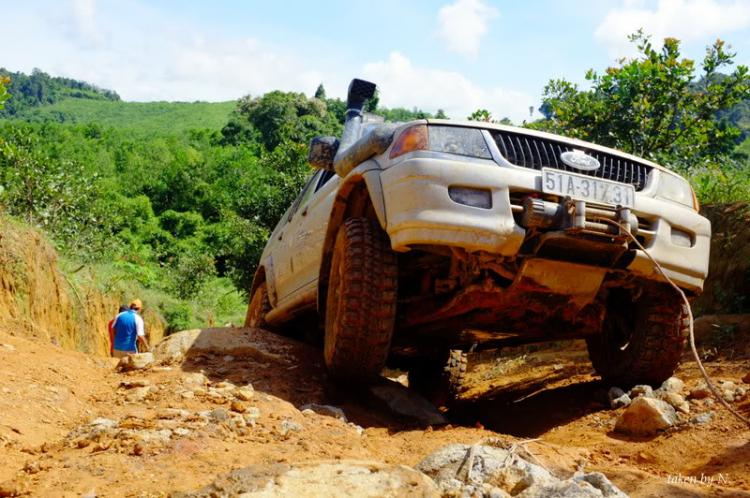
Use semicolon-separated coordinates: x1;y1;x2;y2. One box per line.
0;327;748;497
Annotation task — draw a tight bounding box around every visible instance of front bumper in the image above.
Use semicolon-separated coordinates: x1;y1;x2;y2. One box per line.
379;156;710;293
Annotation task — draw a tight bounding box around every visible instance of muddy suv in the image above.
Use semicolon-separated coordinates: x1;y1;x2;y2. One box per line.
245;78;710;399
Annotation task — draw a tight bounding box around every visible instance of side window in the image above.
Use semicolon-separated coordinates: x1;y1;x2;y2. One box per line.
288;171;320;221
315;170;336;192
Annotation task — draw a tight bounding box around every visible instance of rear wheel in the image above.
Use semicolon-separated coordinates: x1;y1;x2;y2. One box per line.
324;218;398;383
245;282;272;329
586;289;687;387
409;350;468;407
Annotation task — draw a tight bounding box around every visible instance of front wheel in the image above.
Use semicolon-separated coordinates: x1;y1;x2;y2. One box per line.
324;218;398;383
586;288;687;387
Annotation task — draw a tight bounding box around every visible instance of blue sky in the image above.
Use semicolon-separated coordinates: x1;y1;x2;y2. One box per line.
5;0;750;122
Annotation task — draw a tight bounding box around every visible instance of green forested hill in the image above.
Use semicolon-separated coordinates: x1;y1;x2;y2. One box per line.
7;98;237;135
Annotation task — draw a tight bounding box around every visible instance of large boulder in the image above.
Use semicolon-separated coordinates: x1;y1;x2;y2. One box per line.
152;328;287;364
615;397;678;436
415;443;627;497
174;460;441;497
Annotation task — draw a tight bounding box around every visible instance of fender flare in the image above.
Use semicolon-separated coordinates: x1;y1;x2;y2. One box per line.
317;160;387;313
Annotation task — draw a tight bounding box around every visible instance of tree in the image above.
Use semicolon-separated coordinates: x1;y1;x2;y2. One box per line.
468;109;495;122
314;83;326;100
529;31;750;170
364;88;380;113
227;91;340;151
0;76;10;110
435;109;448;119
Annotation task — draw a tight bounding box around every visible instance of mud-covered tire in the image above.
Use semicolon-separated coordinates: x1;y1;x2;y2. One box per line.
409;350;468;407
245;282;272;329
586;289;688;387
324;217;398;382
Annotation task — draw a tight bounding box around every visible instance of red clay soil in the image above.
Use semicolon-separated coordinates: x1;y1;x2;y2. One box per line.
0;328;748;497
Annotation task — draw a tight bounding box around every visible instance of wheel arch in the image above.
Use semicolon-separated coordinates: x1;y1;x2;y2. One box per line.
250;256;278;307
317;160;388;315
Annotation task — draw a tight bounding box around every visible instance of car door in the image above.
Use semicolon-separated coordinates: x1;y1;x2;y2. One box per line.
286;169;340;295
272;172;320;301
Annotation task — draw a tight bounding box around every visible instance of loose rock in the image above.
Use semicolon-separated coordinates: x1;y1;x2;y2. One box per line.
415;443;626;497
689;384;712;400
183;373;208;385
615;397;678;436
157;409;189;420
244;407;261;420
607;388;631;410
299;404;347;423
368;381;449;426
280;420;302;436
743;372;750;384
628;385;653;399
208;409;228;423
235;388;254;401
691;412;715;425
125;387;152;402
2;344;15;351
661;393;690;414
658;377;684;394
231;400;247;413
117;353;154;372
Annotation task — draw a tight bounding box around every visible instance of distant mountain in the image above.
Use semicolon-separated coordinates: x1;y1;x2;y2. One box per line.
7;98;236;135
0;68;236;134
0;68;120;116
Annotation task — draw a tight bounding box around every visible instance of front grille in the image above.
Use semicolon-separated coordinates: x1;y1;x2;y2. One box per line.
491;130;652;191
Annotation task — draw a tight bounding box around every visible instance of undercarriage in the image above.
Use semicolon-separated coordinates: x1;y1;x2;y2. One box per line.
391;195;674;358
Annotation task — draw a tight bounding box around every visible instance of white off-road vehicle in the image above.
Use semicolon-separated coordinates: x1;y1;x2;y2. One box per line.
245;79;710;401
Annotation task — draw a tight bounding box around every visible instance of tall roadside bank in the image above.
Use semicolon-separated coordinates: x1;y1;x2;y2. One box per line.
0;217;164;356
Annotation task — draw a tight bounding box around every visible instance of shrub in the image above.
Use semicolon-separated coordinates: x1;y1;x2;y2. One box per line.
163;303;192;335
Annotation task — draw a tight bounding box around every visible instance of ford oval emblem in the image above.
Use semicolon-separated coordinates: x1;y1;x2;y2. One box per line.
560;150;600;171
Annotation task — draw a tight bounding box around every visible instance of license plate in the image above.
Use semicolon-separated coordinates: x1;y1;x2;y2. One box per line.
541;169;635;208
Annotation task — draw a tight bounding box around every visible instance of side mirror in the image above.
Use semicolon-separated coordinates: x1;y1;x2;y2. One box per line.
308;136;340;170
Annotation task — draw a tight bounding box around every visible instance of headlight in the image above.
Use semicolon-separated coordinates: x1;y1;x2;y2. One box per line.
656;172;696;209
390;125;492;160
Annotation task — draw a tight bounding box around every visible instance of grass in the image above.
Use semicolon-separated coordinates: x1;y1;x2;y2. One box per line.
5;98;236;135
61;258;247;335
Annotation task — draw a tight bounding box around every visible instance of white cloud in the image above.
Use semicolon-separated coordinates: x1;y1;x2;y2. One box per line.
5;2;535;123
5;1;335;103
72;0;105;45
436;0;499;59
596;0;750;58
363;51;534;123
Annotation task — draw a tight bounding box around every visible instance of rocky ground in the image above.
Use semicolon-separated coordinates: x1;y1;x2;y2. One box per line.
0;327;748;497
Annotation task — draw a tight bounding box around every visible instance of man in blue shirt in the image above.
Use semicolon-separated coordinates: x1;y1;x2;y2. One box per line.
113;298;148;358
